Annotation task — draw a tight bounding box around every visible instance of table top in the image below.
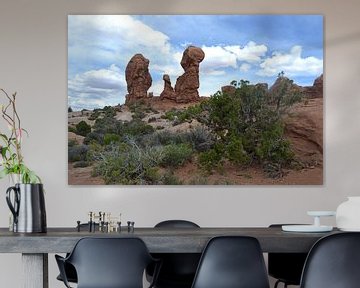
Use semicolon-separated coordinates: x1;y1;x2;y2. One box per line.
0;227;340;254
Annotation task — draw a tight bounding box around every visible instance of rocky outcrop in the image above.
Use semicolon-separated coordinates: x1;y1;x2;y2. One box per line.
284;98;323;166
221;85;236;96
160;74;176;100
269;76;302;95
303;74;323;99
125;54;152;104
175;46;205;103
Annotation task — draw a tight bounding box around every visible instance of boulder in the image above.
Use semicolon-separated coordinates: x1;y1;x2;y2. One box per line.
160;74;176;100
175;46;205;103
125;54;152;104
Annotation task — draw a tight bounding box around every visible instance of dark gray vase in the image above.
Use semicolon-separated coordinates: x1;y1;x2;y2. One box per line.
6;183;47;233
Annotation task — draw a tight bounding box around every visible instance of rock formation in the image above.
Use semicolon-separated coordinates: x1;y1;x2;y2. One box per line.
174;46;205;103
303;74;323;98
125;54;152;104
221;85;236;96
284;98;323;167
160;74;176;100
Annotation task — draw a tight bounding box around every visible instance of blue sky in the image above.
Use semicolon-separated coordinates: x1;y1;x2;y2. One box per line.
68;15;323;110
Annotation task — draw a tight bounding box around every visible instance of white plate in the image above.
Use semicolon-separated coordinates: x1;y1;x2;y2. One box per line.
282;225;333;232
307;211;336;217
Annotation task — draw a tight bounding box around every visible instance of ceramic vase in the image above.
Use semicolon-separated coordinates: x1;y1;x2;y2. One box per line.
336;197;360;231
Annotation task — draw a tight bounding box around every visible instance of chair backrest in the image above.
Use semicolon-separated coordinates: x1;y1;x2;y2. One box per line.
268;224;308;285
151;220;201;287
67;237;154;288
300;232;360;288
155;220;200;228
191;236;270;288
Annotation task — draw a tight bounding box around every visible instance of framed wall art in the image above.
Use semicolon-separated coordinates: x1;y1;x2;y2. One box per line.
68;15;323;185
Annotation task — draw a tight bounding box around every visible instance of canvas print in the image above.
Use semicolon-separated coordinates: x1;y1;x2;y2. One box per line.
68;15;323;185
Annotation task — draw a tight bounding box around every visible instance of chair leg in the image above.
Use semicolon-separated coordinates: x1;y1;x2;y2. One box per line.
274;280;289;288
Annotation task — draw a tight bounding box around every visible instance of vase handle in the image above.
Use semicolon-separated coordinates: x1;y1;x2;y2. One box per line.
6;186;20;224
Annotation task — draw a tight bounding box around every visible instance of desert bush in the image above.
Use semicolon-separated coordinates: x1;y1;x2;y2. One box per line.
68;107;73;113
163;105;202;125
255;123;294;164
75;121;91;137
143;131;188;147
198;144;224;173
225;135;251;165
186;126;215;152
88;110;101;120
68;126;77;133
68;145;88;162
73;161;90;168
160;143;193;167
199;78;299;176
103;106;116;118
160;172;183;185
93;141;165;185
124;119;155;136
68;139;77;147
93;115;119;135
104;133;120;145
84;132;104;145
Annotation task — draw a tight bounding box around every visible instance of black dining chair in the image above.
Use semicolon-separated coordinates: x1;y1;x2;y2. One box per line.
191;236;270;288
268;224;308;288
55;237;161;288
300;232;360;288
147;220;201;288
56;223;99;284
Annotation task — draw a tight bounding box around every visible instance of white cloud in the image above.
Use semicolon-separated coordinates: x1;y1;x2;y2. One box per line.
68;64;127;110
200;45;237;76
224;41;268;63
240;63;251;72
70;15;171;56
257;45;323;77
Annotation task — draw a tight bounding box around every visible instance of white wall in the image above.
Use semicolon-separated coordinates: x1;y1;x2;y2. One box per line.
0;0;360;287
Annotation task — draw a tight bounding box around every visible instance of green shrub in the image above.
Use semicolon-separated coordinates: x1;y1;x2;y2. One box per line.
84;132;104;145
160;172;183;185
93;143;164;185
76;121;91;137
255;122;294;164
68;145;88;162
160;144;193;167
199;78;298;177
186;126;215;152
198;146;224;173
104;133;120;145
68;126;77;133
225;135;250;165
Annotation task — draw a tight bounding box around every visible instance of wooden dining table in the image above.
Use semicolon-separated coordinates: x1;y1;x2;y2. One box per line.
0;226;339;288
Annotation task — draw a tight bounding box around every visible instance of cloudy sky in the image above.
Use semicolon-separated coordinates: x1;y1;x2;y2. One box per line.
68;15;323;110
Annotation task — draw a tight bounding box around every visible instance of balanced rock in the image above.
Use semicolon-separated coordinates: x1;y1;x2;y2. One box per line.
160;74;176;100
175;46;205;103
125;54;152;104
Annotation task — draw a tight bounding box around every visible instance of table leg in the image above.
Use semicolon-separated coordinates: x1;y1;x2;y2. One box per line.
22;253;48;288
